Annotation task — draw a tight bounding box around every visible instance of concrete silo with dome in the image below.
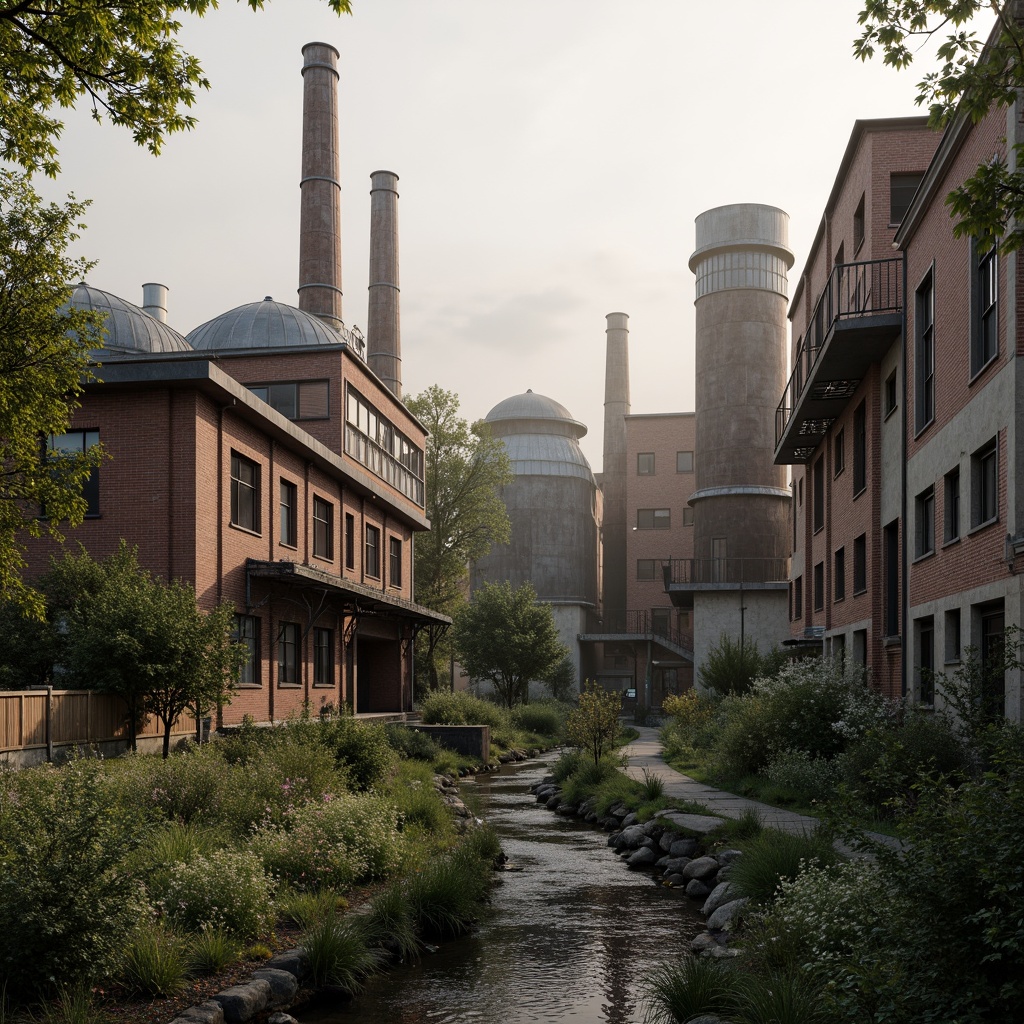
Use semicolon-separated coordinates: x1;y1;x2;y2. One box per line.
469;390;600;686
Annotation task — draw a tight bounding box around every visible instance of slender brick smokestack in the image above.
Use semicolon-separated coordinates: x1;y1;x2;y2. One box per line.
602;312;630;626
367;170;402;396
298;42;343;329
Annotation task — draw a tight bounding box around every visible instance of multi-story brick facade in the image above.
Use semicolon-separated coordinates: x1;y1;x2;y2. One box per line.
777;91;1024;720
27;289;447;727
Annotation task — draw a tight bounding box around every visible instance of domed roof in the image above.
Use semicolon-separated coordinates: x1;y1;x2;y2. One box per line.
188;297;357;352
485;390;588;440
485;390;593;483
69;283;191;355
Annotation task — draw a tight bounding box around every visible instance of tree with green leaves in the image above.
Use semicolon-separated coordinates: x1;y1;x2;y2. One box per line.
0;170;106;617
47;542;244;755
405;386;512;691
452;580;568;708
855;1;1024;251
566;680;622;767
0;0;352;178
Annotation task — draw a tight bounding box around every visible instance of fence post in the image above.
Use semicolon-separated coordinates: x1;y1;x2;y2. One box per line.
46;686;53;763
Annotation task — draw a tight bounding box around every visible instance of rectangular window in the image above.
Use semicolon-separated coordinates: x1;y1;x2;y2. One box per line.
651;608;671;636
248;380;330;421
279;479;297;548
813;561;825;612
971;242;998;376
944;467;960;543
230;452;260;533
637;559;657;580
389;536;402;587
853;193;865;252
853;400;866;495
885;520;900;637
890;171;923;225
676;451;694;474
793;576;803;620
834;546;845;602
945;608;961;664
853;533;867;594
915;485;935;558
637;508;671;530
853;628;868;667
833;428;845;476
884;369;898;418
277;621;299;685
48;429;100;516
233;614;260;686
812;457;824;534
366;524;381;578
915;272;935;433
972;438;998;527
314;627;334;687
681;508;694;527
345;512;355;570
637;452;655;475
312;496;334;560
917;616;935;705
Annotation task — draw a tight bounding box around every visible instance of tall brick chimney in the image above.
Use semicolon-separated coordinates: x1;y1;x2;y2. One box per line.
367;170;402;396
297;42;343;330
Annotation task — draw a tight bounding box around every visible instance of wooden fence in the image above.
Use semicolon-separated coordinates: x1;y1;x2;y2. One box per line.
0;689;196;759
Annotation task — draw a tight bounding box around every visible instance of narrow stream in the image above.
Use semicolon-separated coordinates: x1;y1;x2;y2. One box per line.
300;756;706;1024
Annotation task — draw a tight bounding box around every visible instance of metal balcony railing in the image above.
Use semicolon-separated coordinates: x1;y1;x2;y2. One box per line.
663;557;789;587
585;610;693;654
776;257;902;447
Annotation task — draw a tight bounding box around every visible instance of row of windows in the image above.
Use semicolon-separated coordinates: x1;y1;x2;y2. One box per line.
636;507;693;529
693;250;790;298
914;438;998;558
248;379;330;421
792;533;868;619
233;615;338;688
230;452;402;584
914;245;999;437
637;450;693;475
345;386;425;506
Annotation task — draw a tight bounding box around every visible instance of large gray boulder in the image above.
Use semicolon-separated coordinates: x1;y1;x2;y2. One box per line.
212;981;272;1023
611;824;649;850
251;968;299;1007
669;837;699;858
170;1002;226;1024
627;846;661;868
706;897;749;933
266;948;309;979
681;856;720;881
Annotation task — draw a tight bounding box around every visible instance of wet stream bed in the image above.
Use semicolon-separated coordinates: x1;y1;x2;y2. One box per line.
300;756;706;1024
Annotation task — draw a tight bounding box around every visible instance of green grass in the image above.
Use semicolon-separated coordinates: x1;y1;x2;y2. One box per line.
188;925;242;975
364;883;420;962
120;921;189;997
302;916;385;992
643;957;738;1024
728;828;838;906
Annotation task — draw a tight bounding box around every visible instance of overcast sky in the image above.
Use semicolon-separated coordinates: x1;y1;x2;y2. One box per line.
41;0;949;471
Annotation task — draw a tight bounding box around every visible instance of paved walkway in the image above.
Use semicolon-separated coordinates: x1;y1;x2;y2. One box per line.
620;725;902;850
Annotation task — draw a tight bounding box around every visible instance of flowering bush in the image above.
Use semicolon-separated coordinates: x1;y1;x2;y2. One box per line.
762;747;842;803
661;690;718;760
252;792;405;891
155;848;275;938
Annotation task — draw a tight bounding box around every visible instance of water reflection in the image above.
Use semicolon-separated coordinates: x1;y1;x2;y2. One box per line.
301;757;705;1024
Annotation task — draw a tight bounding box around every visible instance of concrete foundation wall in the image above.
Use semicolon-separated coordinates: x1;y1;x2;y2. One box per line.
693;589;789;683
408;724;491;761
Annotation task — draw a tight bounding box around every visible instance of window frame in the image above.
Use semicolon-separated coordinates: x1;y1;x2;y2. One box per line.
676;450;694;474
230;452;261;534
834;546;846;602
890;171;924;226
833;428;845;477
853;193;865;253
971;438;998;529
915;485;935;559
793;576;803;620
637;452;655;476
313;627;334;687
681;507;694;527
345;512;355;570
637;508;671;530
389;536;402;588
971;241;998;379
365;523;381;578
636;559;657;581
883;369;898;419
233;614;260;686
853;400;867;496
813;561;825;612
915;269;935;435
277;620;300;686
312;495;334;561
812;457;824;534
279;478;298;548
853;533;867;595
47;429;101;517
944;467;960;544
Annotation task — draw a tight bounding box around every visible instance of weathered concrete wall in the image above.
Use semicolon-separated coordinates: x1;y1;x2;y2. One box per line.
409;724;491;761
693;589;789;684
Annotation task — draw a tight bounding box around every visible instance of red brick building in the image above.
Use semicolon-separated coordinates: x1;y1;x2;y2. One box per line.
777;88;1024;721
29;287;447;726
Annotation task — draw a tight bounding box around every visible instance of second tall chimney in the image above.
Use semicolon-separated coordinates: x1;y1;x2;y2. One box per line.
297;42;343;330
367;170;402;396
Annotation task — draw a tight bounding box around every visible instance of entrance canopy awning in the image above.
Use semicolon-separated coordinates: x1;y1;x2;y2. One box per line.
245;559;452;628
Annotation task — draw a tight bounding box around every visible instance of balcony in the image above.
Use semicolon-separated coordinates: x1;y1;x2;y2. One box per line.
663;557;789;609
775;257;903;464
578;610;693;660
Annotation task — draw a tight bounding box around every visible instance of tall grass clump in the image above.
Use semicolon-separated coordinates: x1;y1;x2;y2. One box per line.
510;700;566;739
30;984;108;1024
278;888;347;931
419;690;511;733
643;957;737;1024
119;920;189;997
302;915;385;992
364;883;420;962
728;827;837;906
187;924;243;975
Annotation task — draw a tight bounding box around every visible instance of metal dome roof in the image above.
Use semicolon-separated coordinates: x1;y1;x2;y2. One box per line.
69;283;191;355
187;297;361;352
485;390;588;440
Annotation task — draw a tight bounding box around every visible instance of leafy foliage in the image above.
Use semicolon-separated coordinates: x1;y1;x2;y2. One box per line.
418;688;511;731
854;1;1024;251
0;0;352;178
453;580;569;707
405;386;512;690
698;633;786;696
566;680;623;767
0;171;105;617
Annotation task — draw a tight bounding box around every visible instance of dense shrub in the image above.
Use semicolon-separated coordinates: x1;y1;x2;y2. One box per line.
419;689;511;732
153;848;275;938
319;717;397;791
252;792;404;891
661;690;719;762
510;700;565;738
0;758;147;997
727;827;837;906
762;748;843;804
385;723;443;761
698;633;786;696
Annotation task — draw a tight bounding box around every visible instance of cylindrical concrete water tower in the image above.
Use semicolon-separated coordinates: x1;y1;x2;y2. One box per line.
687;205;793;573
